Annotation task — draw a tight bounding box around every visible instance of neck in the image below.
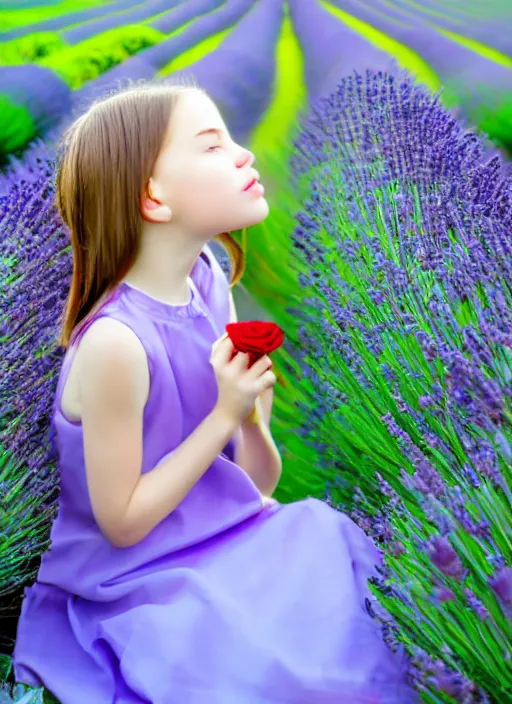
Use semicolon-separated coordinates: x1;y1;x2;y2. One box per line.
124;224;208;304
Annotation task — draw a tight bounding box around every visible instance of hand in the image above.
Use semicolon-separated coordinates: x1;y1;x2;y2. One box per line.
210;334;276;425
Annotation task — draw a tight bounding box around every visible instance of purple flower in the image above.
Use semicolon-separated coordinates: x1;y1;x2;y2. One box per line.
290;68;510;702
1;150;69;593
301;0;512;150
432;585;456;604
409;648;487;702
428;536;465;581
151;0;224;34
173;0;283;144
63;0;183;44
354;0;512;56
464;588;490;621
432;669;477;702
489;566;512;605
0;135;54;185
289;0;396;102
0;0;144;41
133;0;254;71
412;459;445;499
0;64;71;140
389;541;406;557
327;0;512;111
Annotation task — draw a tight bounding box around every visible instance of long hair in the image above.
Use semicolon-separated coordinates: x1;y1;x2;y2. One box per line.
55;82;246;349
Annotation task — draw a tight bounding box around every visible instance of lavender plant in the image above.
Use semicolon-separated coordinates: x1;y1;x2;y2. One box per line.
62;0;183;44
133;0;254;71
37;25;165;90
0;33;66;66
288;68;512;702
0;0;144;41
375;0;512;55
150;0;224;34
325;0;512;150
0;65;71;160
288;0;396;102
0;144;69;614
173;0;283;144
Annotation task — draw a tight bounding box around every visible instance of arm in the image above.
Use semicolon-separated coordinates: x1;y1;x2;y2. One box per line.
228;292;282;496
235;415;282;497
79;318;239;548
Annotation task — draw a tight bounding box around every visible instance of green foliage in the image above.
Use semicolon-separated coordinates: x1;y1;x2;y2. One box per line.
0;653;60;702
321;0;441;93
0;0;109;32
37;24;165;90
159;28;232;76
0;33;67;67
0;97;35;158
242;16;317;504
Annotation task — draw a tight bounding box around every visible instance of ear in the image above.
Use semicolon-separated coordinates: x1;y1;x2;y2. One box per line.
141;179;172;223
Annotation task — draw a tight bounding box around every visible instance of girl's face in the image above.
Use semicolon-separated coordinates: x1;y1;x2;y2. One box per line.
147;90;269;236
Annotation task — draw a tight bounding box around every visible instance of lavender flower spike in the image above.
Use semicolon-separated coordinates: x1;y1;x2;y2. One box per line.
489;566;512;606
428;536;465;581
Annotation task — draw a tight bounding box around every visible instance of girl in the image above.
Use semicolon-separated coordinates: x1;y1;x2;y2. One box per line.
13;82;417;703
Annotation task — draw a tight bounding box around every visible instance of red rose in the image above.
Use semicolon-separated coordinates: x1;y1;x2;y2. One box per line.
225;321;285;367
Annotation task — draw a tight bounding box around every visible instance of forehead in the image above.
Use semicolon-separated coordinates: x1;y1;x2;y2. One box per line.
167;90;226;142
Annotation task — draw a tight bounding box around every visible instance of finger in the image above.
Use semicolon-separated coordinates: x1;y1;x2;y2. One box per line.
245;354;272;380
210;335;233;364
255;370;277;395
230;351;250;372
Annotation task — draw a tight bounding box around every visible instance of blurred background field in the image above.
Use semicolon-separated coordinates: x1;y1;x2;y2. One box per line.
1;1;511;702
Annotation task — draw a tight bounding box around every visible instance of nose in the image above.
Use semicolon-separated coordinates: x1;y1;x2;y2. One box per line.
235;146;254;169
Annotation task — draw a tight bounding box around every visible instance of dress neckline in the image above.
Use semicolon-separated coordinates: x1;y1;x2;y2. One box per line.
118;279;208;321
117;247;214;321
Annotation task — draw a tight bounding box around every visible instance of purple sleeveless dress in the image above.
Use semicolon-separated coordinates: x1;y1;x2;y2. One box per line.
13;245;417;703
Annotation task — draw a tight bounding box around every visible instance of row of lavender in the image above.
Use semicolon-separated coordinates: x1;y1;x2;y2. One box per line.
258;66;512;701
1;0;512;164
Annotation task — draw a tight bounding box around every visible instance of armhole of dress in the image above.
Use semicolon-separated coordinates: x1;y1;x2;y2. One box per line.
54;343;80;423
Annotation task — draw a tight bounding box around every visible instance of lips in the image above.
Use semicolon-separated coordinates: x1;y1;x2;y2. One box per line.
242;171;260;191
243;177;257;191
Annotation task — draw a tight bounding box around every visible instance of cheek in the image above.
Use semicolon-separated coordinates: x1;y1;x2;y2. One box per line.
176;164;234;211
169;160;269;233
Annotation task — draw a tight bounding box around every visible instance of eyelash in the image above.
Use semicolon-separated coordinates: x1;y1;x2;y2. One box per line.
207;145;221;152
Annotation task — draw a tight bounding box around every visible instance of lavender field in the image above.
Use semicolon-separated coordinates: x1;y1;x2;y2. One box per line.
1;1;511;702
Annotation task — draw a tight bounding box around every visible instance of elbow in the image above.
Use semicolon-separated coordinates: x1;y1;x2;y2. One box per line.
108;532;137;549
100;517;142;549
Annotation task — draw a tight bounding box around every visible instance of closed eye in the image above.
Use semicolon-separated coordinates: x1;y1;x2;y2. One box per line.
207;145;222;152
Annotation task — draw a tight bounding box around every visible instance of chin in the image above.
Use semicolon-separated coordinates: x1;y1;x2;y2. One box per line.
240;198;270;228
216;197;270;234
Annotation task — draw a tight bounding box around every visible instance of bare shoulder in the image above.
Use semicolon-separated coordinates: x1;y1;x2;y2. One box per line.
78;316;147;363
76;317;150;410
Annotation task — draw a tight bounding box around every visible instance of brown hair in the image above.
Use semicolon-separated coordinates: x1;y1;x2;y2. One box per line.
56;82;245;349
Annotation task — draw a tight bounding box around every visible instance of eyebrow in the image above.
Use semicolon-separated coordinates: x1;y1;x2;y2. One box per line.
194;127;224;138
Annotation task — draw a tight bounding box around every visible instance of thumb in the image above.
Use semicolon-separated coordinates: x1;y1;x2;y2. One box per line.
211;332;229;353
210;332;233;364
